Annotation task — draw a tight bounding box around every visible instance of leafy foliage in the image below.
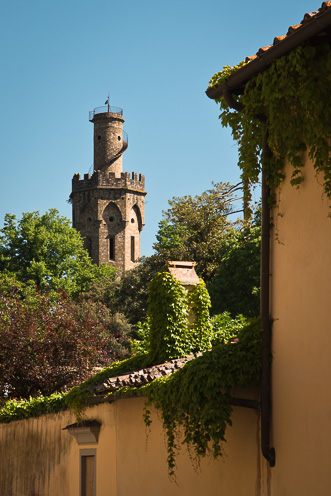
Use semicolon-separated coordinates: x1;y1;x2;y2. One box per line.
187;280;213;348
130;320;151;355
64;353;152;421
208;60;246;88
147;273;213;363
0;287;130;400
153;183;235;281
90;185;260;323
0;353;151;423
208;216;261;317
0;392;67;423
141;317;262;476
0;309;262;478
210;312;248;345
148;273;190;363
71;299;132;363
209;43;331;211
109;255;166;324
0;209;117;297
81;254;166;326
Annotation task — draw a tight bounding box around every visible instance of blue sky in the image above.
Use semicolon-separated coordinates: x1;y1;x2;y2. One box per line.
0;0;318;256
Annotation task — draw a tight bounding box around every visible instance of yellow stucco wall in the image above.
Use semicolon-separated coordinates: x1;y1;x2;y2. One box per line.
0;388;260;496
114;393;260;496
0;404;118;496
270;154;331;496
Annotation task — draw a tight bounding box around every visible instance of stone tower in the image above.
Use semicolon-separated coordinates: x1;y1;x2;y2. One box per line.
71;105;146;273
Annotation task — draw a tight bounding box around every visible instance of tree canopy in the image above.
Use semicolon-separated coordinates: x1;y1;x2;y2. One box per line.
0;209;117;297
98;183;261;323
0;286;130;400
153;182;234;281
207;214;261;317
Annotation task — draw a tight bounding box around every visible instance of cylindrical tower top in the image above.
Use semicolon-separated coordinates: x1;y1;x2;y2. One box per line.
90;106;128;177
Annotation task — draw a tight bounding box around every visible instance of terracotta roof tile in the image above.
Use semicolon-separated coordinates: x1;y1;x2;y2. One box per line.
207;2;331;100
245;54;257;63
90;355;202;396
246;2;331;62
287;24;302;35
257;45;272;56
302;11;320;22
273;35;287;44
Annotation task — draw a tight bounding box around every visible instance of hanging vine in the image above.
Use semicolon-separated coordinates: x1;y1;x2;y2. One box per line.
141;317;262;477
208;42;331;212
187;279;213;352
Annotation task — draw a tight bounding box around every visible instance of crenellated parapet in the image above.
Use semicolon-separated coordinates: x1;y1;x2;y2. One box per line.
72;104;146;273
72;170;146;193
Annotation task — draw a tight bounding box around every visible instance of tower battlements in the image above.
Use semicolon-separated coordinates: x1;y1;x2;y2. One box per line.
72;170;146;193
71;103;146;273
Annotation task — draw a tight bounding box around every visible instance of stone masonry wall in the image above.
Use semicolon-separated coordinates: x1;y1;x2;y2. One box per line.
92;112;125;176
72;173;146;272
71;109;146;273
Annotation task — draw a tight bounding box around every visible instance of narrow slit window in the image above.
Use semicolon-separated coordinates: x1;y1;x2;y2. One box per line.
131;236;135;262
109;236;115;261
85;238;92;258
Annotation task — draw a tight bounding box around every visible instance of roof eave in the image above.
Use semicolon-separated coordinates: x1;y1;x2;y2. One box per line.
206;6;331;100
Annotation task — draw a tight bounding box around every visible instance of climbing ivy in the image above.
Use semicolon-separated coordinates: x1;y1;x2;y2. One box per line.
141;317;262;477
147;272;190;363
147;273;213;363
208;60;247;88
187;279;213;352
209;43;331;212
64;353;151;422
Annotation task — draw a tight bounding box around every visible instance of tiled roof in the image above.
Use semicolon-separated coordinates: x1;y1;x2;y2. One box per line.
89;355;201;396
245;1;331;63
206;2;331;99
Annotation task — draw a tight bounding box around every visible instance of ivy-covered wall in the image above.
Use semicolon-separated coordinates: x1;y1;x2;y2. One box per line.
209;42;331;214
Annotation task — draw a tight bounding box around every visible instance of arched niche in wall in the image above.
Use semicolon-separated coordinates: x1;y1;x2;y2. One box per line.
103;202;124;234
79;203;95;231
131;204;143;232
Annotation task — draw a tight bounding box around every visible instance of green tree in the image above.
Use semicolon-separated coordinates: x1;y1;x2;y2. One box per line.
0;209;117;297
207;213;261;317
97;184;260;323
82;254;166;325
153;183;235;281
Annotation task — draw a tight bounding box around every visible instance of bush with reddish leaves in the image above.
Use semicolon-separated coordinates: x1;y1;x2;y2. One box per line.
0;288;130;400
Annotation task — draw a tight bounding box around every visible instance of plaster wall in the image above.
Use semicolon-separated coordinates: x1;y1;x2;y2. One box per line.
114;393;260;496
269;154;331;496
0;391;260;496
0;403;117;496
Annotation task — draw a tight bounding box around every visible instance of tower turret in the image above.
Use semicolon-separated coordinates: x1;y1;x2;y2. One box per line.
89;106;128;176
71;105;146;273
